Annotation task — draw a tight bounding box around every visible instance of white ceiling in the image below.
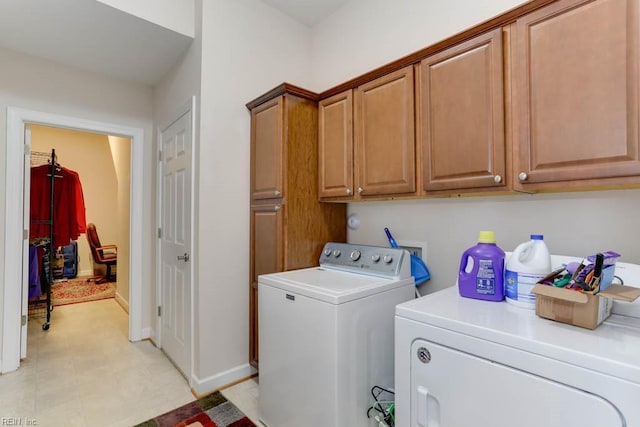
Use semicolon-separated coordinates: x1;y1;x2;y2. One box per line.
260;0;350;27
0;0;193;85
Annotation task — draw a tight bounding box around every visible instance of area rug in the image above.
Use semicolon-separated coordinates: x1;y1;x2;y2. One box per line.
50;277;116;306
134;391;256;427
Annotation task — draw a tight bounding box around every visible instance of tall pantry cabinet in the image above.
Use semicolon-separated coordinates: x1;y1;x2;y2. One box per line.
247;84;347;368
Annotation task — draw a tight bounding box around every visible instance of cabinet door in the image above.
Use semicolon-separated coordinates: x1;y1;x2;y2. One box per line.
513;0;640;189
319;90;354;199
355;66;416;197
249;202;284;367
420;28;506;191
251;97;284;200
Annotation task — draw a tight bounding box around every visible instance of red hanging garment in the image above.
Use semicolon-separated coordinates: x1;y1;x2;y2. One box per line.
30;164;86;248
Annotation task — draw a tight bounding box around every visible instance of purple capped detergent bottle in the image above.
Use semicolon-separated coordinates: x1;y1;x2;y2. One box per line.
458;231;505;301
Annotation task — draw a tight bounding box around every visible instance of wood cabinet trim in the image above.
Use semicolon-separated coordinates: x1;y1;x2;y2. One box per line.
246;83;319;110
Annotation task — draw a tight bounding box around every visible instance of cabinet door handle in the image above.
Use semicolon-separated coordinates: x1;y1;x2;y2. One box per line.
345;188;352;195
274;190;281;197
518;172;528;182
357;187;364;194
274;205;280;211
493;175;502;183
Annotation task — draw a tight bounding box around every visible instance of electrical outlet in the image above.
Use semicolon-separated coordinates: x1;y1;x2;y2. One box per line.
397;240;427;261
400;246;422;259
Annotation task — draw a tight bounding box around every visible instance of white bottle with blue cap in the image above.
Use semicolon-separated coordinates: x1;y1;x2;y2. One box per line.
505;234;552;309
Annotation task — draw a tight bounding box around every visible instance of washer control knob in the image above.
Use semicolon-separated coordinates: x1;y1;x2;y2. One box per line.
333;249;341;258
371;254;381;263
323;248;332;257
350;250;361;261
383;255;393;264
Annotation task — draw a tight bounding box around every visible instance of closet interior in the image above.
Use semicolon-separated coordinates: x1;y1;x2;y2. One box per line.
29;148;86;330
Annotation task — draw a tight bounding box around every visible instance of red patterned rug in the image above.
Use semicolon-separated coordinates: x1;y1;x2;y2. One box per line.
135;391;255;427
50;277;116;306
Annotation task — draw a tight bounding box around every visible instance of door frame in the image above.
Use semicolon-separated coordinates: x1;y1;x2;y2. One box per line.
2;107;145;373
155;96;196;385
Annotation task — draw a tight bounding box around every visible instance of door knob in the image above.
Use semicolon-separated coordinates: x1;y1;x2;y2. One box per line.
177;253;190;262
518;172;528;182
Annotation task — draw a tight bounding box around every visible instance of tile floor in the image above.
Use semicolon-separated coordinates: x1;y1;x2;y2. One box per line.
0;298;260;427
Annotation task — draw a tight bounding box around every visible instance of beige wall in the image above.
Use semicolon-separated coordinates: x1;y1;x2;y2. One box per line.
109;136;131;304
309;0;640;295
30;126;131;301
191;0;312;386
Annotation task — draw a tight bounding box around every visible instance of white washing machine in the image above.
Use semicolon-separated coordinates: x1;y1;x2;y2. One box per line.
259;242;415;427
395;256;640;427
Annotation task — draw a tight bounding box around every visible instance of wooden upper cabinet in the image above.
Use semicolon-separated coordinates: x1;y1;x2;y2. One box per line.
419;28;506;192
355;66;416;197
251;97;284;200
319;90;354;199
513;0;640;190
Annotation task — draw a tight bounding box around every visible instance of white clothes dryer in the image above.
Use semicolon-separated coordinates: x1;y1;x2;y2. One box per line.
395;256;640;427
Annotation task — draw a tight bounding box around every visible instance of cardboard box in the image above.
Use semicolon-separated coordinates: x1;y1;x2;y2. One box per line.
532;283;640;329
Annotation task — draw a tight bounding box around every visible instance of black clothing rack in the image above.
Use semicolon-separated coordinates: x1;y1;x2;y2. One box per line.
29;148;61;331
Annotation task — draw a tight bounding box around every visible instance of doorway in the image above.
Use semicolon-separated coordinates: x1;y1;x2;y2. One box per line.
2;107;145;373
28;124;130;323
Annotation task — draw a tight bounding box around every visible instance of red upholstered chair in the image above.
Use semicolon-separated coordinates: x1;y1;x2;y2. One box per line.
86;223;117;283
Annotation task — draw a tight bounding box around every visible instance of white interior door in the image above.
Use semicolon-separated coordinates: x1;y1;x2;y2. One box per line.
159;105;193;379
20;125;32;358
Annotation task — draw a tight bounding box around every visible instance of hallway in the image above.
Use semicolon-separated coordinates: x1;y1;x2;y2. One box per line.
0;299;193;426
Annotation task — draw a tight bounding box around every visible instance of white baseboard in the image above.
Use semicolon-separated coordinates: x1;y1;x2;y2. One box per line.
191;363;257;396
114;291;129;313
114;292;150;341
140;327;152;340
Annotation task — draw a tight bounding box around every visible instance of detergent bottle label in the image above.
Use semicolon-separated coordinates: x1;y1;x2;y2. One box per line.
505;270;518;299
476;259;495;295
506;270;542;302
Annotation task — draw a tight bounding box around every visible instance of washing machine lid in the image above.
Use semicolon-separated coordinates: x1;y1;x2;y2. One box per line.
396;286;640;386
259;267;414;304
